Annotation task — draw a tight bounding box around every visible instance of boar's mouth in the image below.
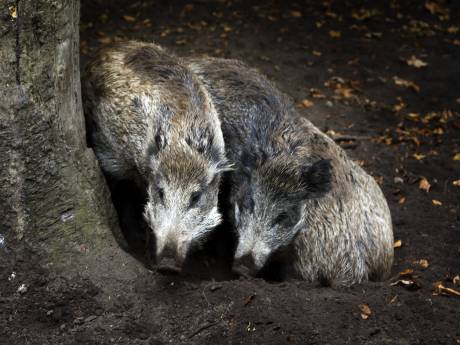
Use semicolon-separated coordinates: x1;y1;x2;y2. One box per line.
156;257;181;275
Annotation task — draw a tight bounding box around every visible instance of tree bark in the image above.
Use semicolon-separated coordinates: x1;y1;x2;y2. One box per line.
0;0;139;285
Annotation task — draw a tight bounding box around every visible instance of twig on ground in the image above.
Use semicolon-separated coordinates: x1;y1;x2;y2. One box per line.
188;321;219;338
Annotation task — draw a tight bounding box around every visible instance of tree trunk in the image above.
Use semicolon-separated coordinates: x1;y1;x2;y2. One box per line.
0;0;140;287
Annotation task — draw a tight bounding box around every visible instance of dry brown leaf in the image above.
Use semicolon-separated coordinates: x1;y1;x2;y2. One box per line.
393;76;420;92
329;30;342;38
453;153;460;161
9;6;17;19
425;1;450;20
374;175;384;185
394;240;402;248
98;36;112;44
244;294;256;306
433;281;460;297
301;99;314;108
407;55;428;68
447;26;459;34
433;127;444;135
419;178;431;192
358;304;371;319
389;295;398;304
312;50;322;57
309;88;326;99
290;10;302;18
399;268;414;277
413;153;426;161
432;199;442;206
453;180;460;187
419;259;429;269
398;197;406;204
391;279;421;290
351;8;378;21
453;275;460;286
123;15;136;22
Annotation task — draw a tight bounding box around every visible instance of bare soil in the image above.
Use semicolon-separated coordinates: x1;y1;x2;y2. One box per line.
1;0;459;344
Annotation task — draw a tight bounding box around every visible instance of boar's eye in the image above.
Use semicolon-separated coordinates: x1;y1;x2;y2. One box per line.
157;187;164;203
272;212;290;226
189;191;202;208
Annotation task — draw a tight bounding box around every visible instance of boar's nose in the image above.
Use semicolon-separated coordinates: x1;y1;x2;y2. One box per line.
157;241;183;273
161;241;176;259
232;253;256;277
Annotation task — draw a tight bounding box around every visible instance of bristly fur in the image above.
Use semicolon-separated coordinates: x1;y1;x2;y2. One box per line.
82;41;229;266
187;57;394;286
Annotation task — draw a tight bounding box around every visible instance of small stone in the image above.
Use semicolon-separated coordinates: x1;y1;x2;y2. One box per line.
394;177;404;184
17;283;27;294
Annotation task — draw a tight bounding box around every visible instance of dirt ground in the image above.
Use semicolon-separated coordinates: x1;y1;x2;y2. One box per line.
2;0;460;344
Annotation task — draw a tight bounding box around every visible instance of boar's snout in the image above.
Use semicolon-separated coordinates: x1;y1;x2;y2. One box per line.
232;253;258;277
156;237;186;271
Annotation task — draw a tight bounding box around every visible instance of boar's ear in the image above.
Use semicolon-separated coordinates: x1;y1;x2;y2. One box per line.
146;130;167;171
300;159;332;198
147;131;167;157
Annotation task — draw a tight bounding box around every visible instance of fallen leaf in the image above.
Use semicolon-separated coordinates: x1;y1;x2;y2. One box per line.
358;304;371;319
399;268;414;277
406;112;421;122
351;8;379;21
374;175;384;185
398;196;406;204
447;26;459;34
98;36;112;44
453;153;460;161
419;178;431;192
419;259;429;269
309;88;326;99
123;15;136;22
433;281;460;297
290;10;302;18
391;279;421;290
301;99;314;108
433;127;444;135
413;153;426;160
329;30;342;38
389;295;398;304
393;76;420;92
312;50;322;57
424;1;450;20
453;180;460;187
394;240;402;248
432;199;442;206
9;6;17;19
244;294;256;306
453;275;460;286
406;56;428;68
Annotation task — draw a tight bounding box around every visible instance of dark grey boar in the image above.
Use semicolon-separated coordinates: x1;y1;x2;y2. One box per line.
187;57;394;286
83;41;230;267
